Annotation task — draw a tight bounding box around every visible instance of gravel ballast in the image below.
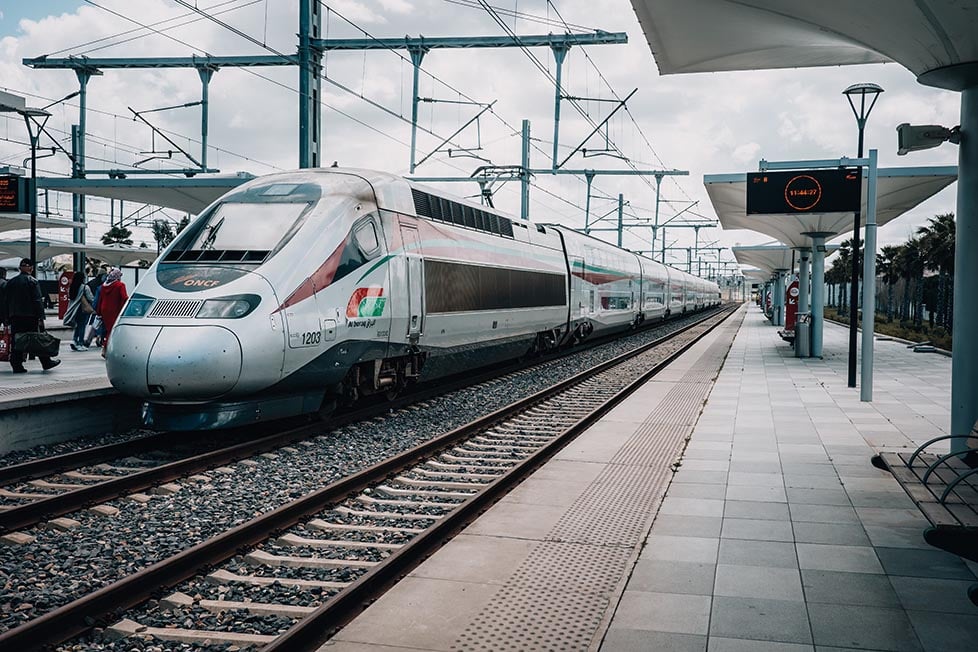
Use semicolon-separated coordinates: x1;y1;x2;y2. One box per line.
2;310;725;643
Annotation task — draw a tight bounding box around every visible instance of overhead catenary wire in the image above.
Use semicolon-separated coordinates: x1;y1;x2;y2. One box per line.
12;1;704;255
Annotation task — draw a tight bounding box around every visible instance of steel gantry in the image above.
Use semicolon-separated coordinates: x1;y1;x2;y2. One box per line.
24;23;626;174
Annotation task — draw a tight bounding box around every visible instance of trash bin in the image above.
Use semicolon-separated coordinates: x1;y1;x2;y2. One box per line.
795;313;811;357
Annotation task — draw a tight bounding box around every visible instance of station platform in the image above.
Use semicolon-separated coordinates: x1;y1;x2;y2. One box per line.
0;334;110;409
0;324;131;452
322;305;978;652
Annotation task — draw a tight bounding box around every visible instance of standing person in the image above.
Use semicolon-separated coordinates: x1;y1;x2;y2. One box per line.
65;272;96;351
4;258;60;373
95;267;128;359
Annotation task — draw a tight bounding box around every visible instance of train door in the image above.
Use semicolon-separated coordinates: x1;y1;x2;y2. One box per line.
400;225;424;340
570;256;586;317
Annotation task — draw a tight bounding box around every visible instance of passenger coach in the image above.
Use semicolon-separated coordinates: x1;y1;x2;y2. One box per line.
106;168;720;429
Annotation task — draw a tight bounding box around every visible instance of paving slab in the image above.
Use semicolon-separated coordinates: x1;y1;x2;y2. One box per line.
321;308;745;651
601;308;974;652
322;306;975;652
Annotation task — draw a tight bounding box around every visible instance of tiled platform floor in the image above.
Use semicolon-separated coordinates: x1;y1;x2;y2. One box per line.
322;307;746;651
601;307;978;652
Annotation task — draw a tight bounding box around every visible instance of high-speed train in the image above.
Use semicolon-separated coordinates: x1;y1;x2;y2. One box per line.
106;168;721;430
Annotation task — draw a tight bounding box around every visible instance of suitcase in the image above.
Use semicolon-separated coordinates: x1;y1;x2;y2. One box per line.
0;326;9;362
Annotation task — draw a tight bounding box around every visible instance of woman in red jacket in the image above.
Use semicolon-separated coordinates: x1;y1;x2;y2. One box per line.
96;268;128;358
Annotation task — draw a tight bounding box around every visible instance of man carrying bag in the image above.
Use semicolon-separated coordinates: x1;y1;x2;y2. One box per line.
4;258;60;373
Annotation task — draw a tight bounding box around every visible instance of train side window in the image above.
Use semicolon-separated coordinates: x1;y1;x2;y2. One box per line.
354;220;381;257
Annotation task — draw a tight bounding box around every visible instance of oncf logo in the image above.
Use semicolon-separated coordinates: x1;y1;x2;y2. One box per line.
347;287;386;318
182;279;221;288
171;274;223;289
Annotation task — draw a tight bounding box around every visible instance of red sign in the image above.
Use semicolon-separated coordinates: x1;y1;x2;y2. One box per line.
785;279;800;331
58;271;73;319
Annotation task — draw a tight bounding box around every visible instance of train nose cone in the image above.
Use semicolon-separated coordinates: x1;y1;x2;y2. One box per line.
107;325;243;399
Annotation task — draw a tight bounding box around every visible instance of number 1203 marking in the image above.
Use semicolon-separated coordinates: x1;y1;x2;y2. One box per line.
301;330;322;345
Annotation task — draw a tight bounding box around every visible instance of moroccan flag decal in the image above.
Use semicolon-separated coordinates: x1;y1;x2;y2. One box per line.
347;287;386;318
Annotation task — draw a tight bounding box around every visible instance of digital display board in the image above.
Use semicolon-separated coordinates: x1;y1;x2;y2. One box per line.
0;175;22;213
747;168;862;215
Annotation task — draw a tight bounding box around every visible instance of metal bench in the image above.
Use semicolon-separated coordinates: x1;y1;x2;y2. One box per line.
872;433;978;606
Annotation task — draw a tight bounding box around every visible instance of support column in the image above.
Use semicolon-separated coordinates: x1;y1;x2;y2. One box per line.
73;71;92;275
796;247;811;357
653;173;662;262
797;249;811;314
550;44;570;168
774;270;785;327
298;0;322;168
584;172;594;233
520;120;530;220
810;236;827;357
197;67;215;169
408;46;426;173
860;149;879;401
952;86;978;454
616;193;624;247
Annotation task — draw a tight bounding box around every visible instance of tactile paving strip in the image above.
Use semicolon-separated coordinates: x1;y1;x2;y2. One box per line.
453;543;631;652
0;377;109;400
453;308;745;651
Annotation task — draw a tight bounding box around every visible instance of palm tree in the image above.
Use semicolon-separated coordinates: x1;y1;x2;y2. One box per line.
101;225;133;246
834;243;853;316
917;213;955;330
877;245;900;322
895;237;925;327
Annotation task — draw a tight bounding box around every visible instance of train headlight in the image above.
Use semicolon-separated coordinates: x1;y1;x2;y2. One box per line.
195;294;261;319
122;295;155;318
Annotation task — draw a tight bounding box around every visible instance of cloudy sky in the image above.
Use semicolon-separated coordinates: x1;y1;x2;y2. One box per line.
0;0;962;273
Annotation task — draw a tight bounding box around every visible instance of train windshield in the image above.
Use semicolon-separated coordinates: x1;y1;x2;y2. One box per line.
191;203;304;251
163;201;310;263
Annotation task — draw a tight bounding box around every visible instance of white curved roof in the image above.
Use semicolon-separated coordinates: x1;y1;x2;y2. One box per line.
0;238;150;267
0;213;84;234
629;0;978;89
733;244;840;274
705;167;956;248
37;175;254;215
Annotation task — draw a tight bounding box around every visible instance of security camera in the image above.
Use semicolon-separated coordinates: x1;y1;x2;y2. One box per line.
897;123;961;156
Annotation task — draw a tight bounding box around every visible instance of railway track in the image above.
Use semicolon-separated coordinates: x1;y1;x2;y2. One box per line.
0;304;738;651
0;307;728;536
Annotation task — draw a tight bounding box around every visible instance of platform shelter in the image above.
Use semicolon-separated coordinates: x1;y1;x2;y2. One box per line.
731;245;794;328
0;238;148;268
0;213;86;236
629;0;978;472
38;174;253;215
708;168;954;362
733;243;841;331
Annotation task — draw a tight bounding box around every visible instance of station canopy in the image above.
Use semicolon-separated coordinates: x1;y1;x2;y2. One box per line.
733;243;840;275
0;238;150;267
0;213;84;234
38;174;254;215
704;167;956;248
740;267;771;282
628;0;978;91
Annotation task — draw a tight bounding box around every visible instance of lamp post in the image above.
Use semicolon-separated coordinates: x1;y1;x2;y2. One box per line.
842;82;883;388
22;108;52;269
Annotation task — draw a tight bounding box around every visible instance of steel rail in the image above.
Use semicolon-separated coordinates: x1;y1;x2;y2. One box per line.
0;307;725;531
266;305;739;651
0;431;185;485
0;305;737;650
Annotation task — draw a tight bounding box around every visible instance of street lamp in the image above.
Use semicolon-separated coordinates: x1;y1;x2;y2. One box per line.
0;91;51;269
842;82;883;389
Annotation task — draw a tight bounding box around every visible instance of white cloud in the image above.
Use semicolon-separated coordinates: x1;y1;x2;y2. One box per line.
0;0;963;261
377;0;414;14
